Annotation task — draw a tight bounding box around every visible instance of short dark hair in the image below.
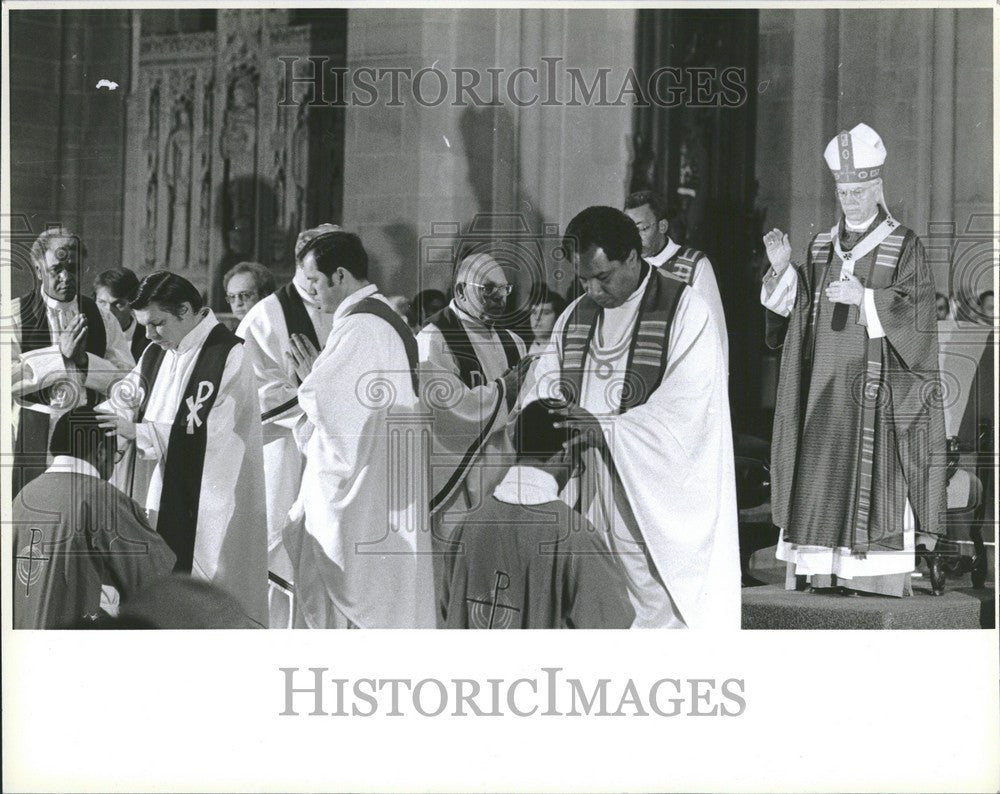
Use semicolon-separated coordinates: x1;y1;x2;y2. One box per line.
534;284;568;318
513;399;572;464
624;190;668;222
132;271;204;317
49;407;106;461
95;268;141;302
935;292;948;302
562;206;643;264
299;231;368;282
223;261;276;297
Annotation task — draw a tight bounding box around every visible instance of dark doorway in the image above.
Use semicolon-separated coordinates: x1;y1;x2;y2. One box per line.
630;10;766;437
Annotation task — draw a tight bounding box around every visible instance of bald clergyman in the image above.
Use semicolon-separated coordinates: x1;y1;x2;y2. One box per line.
416;253;535;609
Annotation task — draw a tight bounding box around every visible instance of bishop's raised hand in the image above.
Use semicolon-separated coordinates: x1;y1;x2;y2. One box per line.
763;228;792;276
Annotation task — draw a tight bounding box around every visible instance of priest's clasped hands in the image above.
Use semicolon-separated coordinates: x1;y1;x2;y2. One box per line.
287;333;320;382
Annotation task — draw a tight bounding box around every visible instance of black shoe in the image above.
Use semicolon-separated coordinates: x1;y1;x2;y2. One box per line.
927;554;946;596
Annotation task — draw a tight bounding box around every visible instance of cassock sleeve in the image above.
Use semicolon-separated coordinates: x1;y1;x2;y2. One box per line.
12;305;132;402
693;255;729;360
596;291;738;627
762;265;810;350
238;306;303;430
102;362;171;463
868;233;939;372
85;306;135;392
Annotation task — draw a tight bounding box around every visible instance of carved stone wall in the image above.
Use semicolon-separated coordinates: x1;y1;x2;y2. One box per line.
122;9;346;308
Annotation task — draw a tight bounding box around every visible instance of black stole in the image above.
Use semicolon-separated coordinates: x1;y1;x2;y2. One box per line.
130;322;150;362
560;266;686;412
276;282;321;351
343;296;420;393
425;306;521;388
135;322;241;572
13;291;108;495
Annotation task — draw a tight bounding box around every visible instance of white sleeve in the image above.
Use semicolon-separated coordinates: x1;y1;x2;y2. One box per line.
102;365;171;462
81;307;135;393
13;345;75;398
692;256;728;361
760;266;798;317
416;324;509;451
860;288;887;339
238;307;303;430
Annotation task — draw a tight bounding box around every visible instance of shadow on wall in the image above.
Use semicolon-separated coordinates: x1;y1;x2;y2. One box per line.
213;174;277;311
456;105;574;335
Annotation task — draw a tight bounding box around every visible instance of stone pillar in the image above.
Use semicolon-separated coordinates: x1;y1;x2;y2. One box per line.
755;8;992;291
342;8;636;301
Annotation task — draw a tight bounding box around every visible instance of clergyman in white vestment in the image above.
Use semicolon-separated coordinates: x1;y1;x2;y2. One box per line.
237;224;336;628
524;206;740;629
97;271;269;628
286;229;435;629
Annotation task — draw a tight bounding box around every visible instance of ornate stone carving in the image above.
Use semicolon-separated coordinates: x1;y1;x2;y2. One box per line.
140;31;215;63
196;77;214;268
164;73;195;269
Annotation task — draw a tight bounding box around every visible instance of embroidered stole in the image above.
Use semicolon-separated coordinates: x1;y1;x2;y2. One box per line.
560;269;686;413
134;323;241;572
659;247;703;286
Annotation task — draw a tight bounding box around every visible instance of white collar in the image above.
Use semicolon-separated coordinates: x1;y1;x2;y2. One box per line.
492;464;561;505
333;283;379;321
47;455;102;479
450;298;495;331
293;279;321;309
42;291;77;312
174;310;218;355
845;211;879;231
645;237;679;268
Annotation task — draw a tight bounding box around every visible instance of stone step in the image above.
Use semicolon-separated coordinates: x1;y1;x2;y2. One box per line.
742;584;994;630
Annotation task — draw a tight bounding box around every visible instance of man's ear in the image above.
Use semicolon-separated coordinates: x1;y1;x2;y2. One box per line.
658;218;669;236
